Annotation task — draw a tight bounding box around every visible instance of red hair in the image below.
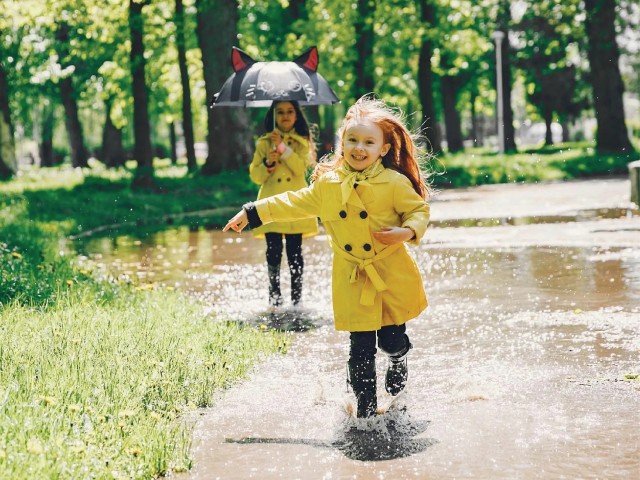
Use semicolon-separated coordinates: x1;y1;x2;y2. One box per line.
313;96;430;199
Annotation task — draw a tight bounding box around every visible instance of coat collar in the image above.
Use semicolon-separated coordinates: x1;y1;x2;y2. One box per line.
323;167;394;185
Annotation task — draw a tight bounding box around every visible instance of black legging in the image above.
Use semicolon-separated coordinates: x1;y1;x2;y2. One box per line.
265;232;303;272
349;324;410;362
265;232;303;305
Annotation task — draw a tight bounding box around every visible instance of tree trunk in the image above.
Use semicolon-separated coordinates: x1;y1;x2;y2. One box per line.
0;60;16;178
418;0;442;154
584;0;634;154
196;0;252;175
129;0;155;188
40;102;55;167
176;0;197;172
543;110;553;146
56;23;88;168
497;0;517;152
560;119;570;143
169;121;177;165
101;98;127;168
440;51;464;153
470;91;479;146
353;0;376;100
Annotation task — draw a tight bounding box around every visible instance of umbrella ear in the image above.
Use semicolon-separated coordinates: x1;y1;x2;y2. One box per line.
293;46;319;72
231;47;256;72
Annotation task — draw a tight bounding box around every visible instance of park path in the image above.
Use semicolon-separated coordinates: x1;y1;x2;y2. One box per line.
176;177;639;480
77;178;639;479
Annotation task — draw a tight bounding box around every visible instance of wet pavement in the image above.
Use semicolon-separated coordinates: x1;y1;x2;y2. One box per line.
75;178;640;479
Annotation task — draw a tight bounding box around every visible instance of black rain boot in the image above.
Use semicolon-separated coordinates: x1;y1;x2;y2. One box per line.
267;265;283;307
385;342;412;396
347;357;377;418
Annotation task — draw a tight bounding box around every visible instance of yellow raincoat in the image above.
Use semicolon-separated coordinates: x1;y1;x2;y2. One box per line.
254;166;430;332
249;131;318;238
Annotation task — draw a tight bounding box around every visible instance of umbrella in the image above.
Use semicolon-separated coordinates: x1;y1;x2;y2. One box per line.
211;46;340;108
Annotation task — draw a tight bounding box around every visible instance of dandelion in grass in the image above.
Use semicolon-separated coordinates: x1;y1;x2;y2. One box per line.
10;252;22;259
27;439;43;455
40;395;57;406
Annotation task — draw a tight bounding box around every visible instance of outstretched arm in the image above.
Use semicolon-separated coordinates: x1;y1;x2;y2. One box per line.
223;210;248;233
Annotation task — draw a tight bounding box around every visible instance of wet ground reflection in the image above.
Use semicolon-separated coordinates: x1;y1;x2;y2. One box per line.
71;179;640;479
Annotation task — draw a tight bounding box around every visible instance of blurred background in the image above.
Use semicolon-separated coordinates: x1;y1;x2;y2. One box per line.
0;0;638;185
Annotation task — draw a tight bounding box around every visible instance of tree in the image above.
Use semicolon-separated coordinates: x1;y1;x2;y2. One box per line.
495;0;517;152
129;0;155;187
440;52;464;152
514;3;587;145
0;61;16;178
418;0;442;154
196;0;252;174
56;21;89;168
175;0;197;172
353;0;376;99
584;0;635;154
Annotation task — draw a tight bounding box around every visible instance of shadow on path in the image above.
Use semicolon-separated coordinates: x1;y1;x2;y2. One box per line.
225;412;437;461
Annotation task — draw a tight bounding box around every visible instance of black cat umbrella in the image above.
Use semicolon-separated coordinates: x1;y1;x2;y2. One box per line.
211;46;340;108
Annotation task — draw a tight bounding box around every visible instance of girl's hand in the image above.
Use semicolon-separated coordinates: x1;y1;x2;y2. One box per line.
267;151;279;169
372;226;415;245
223;210;248;233
270;130;282;146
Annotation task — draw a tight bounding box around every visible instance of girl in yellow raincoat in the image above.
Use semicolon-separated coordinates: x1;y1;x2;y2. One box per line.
249;101;318;307
225;96;430;418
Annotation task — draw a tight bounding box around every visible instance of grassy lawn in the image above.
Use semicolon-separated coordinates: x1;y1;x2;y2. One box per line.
431;142;636;188
0;141;637;477
0;170;288;478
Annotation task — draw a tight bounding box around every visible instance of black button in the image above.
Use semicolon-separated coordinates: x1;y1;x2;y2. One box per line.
344;244;352;252
287;178;291;182
360;210;368;219
363;243;372;251
339;210;347;218
277;178;282;182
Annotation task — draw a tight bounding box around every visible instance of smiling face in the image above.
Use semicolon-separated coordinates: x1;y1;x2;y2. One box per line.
342;119;391;171
274;102;297;132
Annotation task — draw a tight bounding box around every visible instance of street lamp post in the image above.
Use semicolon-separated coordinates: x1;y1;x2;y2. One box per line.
492;30;505;154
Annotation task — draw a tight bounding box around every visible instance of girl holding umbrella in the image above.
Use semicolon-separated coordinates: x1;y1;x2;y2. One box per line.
249;101;318;307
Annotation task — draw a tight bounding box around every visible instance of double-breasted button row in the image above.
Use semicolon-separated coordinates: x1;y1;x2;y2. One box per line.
277;178;292;182
338;209;368;219
344;243;373;252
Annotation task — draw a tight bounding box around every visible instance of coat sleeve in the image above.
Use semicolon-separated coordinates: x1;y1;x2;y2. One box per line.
279;137;310;177
255;181;322;224
249;137;270;185
393;176;430;245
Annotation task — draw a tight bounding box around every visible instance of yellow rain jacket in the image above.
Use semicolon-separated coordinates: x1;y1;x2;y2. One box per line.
249;131;318;238
254;166;429;332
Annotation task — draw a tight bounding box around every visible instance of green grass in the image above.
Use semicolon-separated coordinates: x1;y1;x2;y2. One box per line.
0;289;287;479
431;143;637;189
0;171;289;478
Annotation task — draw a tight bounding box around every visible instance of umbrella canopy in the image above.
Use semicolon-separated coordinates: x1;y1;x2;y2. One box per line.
211;46;340;108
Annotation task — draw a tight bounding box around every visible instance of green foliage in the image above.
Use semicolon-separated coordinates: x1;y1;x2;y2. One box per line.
1;160;259;237
432;143;633;188
0;289;288;478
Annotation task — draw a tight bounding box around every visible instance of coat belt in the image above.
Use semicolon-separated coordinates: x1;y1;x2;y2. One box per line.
331;242;403;306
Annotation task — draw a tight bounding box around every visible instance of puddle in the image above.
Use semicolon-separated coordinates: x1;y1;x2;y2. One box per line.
70;199;640;479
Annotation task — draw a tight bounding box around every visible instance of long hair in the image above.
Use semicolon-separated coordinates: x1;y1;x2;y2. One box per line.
264;100;316;164
313;96;430;200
